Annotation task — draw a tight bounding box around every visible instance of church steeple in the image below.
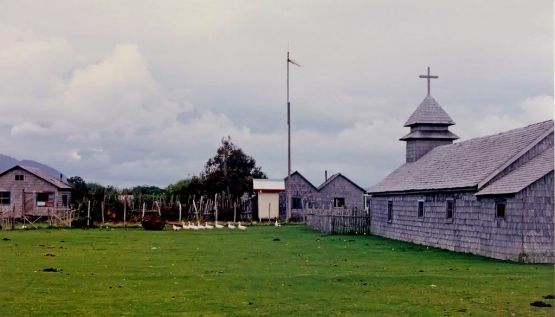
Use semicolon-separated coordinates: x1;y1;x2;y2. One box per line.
400;67;458;163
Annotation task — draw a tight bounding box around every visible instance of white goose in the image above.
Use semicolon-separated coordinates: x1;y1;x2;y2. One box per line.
227;222;236;229
172;224;182;231
237;222;247;230
197;221;205;230
274;219;281;227
214;222;224;229
191;222;200;230
182;221;190;230
204;223;214;229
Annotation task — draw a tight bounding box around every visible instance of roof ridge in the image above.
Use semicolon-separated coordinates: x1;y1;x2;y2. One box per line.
317;173;366;193
286;171;318;190
453;120;554;147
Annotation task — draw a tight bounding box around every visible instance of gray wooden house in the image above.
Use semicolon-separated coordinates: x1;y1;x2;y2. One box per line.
280;171;366;219
0;165;72;218
317;173;366;211
368;87;554;263
280;171;319;219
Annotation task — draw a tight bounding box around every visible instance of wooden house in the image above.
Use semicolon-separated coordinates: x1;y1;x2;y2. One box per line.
317;173;366;210
0;165;72;218
280;171;319;219
280;171;366;219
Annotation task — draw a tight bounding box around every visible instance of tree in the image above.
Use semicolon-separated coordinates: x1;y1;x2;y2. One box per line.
67;176;87;202
166;178;191;201
202;137;266;197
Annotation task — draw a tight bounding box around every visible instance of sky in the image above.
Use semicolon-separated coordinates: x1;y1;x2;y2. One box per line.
0;0;552;189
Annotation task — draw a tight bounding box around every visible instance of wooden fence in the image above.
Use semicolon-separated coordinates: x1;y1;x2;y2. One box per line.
304;208;371;235
0;207;75;230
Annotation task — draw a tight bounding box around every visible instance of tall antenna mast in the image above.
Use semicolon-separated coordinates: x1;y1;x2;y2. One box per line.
286;51;300;222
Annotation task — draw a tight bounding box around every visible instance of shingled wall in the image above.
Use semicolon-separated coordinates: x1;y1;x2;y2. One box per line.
370;172;554;263
406;139;452;163
279;173;318;219
318;176;365;211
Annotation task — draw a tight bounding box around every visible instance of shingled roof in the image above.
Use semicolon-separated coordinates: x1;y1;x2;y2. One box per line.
369;120;554;194
284;171;318;191
476;146;554;195
318;173;366;192
0;165;72;189
404;95;455;127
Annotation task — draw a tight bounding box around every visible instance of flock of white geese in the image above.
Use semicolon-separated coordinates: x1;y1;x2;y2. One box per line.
172;219;281;231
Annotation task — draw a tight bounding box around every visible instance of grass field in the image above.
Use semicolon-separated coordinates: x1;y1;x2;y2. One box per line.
0;225;553;316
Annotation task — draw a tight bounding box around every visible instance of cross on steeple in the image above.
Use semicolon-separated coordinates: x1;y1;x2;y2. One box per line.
419;67;438;96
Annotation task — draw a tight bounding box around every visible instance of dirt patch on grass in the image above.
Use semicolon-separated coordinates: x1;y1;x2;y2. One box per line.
42;267;62;273
530;301;552;307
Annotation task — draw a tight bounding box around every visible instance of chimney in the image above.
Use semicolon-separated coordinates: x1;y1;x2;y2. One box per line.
325;170;328;181
59;173;63;182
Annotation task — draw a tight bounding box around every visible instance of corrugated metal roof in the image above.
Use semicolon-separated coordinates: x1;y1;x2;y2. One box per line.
253;179;285;191
404;95;455;127
476;146;554;195
369;120;554;194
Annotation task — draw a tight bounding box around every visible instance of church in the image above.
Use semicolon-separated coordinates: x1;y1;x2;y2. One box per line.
368;68;554;263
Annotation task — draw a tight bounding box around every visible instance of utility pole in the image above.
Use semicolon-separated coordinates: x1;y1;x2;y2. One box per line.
286;51;300;222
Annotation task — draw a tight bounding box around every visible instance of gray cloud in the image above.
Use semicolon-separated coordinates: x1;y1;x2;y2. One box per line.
0;0;552;188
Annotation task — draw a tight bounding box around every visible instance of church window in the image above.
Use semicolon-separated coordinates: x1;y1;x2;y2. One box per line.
418;200;424;218
387;201;393;222
446;200;455;219
15;174;24;181
496;202;506;219
292;197;302;209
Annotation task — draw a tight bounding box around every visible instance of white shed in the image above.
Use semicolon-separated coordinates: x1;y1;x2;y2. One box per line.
253;179;285;220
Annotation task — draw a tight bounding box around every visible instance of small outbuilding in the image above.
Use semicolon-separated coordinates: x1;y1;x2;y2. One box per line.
253;179;285;220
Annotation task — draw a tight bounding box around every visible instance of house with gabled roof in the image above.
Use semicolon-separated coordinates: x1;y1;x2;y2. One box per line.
0;165;72;218
280;171;367;220
317;173;366;211
279;171;319;219
368;72;553;263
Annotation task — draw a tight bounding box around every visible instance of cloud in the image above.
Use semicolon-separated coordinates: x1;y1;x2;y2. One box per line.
0;1;551;188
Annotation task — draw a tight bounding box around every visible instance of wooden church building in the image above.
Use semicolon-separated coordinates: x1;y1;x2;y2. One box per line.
368;69;554;263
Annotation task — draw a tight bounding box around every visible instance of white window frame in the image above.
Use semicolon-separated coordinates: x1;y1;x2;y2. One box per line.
417;200;424;219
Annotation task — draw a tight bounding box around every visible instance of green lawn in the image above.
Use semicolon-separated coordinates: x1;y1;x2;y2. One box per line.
0;225;553;316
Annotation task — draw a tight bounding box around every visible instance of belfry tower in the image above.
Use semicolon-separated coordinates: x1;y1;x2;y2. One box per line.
400;67;459;163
